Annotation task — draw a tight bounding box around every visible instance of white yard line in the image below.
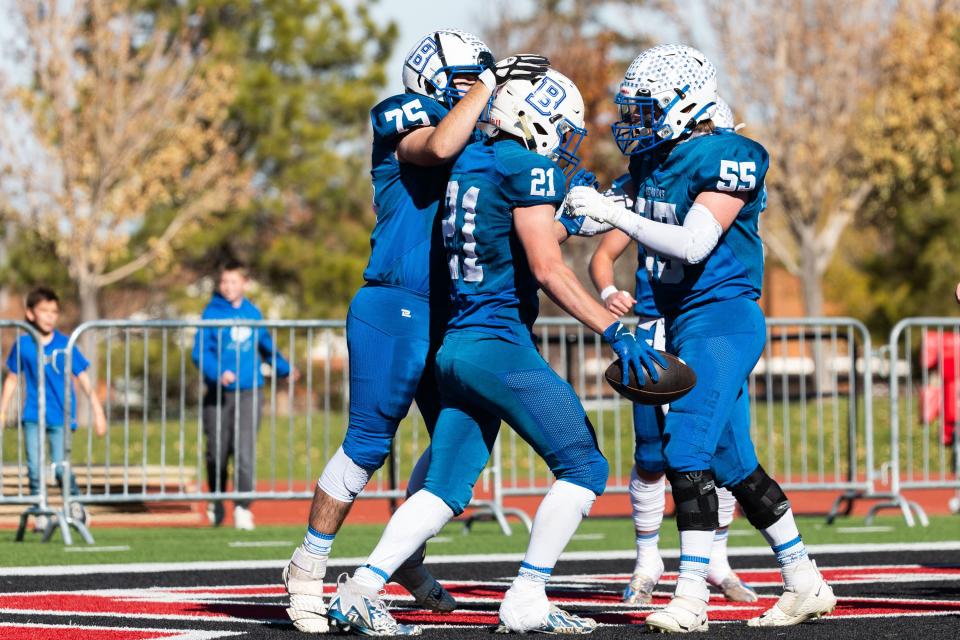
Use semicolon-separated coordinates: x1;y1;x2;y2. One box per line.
5;540;960;576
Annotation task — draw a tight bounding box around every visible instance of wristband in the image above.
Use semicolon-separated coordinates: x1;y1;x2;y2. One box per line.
600;285;619;302
478;68;496;92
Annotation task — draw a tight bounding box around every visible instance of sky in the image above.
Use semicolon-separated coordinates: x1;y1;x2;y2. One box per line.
365;0;714;98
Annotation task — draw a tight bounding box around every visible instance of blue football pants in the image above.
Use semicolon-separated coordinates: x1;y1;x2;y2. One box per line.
424;330;609;514
659;298;766;488
341;284;441;472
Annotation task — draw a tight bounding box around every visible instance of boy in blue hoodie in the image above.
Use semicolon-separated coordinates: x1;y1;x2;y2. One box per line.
192;261;295;530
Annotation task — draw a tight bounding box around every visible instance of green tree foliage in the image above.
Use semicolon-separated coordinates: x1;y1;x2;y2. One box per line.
158;0;398;317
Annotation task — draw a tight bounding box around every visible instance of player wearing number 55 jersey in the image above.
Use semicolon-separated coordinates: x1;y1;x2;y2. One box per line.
283;29;551;635
567;44;835;632
326;69;666;636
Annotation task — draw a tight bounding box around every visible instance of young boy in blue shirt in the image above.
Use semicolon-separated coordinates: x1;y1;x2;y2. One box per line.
0;287;107;528
192;260;296;530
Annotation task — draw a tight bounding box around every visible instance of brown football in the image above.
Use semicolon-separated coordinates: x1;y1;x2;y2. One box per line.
604;351;696;405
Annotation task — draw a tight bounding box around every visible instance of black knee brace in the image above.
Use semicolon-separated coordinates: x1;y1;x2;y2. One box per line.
730;465;790;530
666;469;719;531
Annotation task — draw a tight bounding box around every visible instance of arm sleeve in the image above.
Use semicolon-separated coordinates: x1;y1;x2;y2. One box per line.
503;156;567;209
71;347;90;375
371;95;447;145
5;344;19;374
257;327;291;378
191;327;222;382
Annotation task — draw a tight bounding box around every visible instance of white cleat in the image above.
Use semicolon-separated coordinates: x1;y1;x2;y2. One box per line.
498;580;597;634
644;580;709;634
712;571;758;603
623;571;659;605
327;574;422;636
748;559;837;627
284;545;330;633
392;564;457;613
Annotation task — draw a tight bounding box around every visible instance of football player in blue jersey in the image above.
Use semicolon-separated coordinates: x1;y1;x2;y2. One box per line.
567;45;836;632
324;68;665;636
283;29;551;633
588;98;758;608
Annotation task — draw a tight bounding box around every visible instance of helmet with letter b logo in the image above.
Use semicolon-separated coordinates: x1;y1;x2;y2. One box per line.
481;68;587;183
402;29;493;109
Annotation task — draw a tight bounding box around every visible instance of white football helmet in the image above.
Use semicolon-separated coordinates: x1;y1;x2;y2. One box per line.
481;69;587;182
612;44;718;154
402;29;493;108
713;97;734;130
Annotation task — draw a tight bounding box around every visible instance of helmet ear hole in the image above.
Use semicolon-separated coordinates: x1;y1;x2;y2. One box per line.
532;122;549;136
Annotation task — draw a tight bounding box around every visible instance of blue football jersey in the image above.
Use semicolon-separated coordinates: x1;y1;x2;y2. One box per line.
443;139;566;345
628;130;769;316
363;93;452;296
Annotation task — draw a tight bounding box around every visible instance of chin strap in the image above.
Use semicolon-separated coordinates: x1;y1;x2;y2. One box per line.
517;113;538;151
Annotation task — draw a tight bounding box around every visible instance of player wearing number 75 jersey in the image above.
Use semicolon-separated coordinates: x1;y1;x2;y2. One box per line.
283;29;552;635
326;68;666;636
565;44;835;632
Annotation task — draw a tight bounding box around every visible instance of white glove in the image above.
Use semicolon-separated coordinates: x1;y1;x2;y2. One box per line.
555;201;613;237
566;185;632;228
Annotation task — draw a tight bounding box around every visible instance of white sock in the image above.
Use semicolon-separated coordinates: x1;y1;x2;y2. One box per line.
519;480;597;584
760;508;809;588
397;448;432;572
707;488;736;584
629;466;665;577
678;529;715;592
303;526;335;557
717;487;735;528
357;490;453;591
707;528;731;585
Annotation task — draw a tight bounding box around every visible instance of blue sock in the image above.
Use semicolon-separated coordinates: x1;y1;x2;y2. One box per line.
304;526;336;557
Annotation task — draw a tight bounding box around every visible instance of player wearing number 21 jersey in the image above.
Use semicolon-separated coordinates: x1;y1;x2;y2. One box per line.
324;69;666;636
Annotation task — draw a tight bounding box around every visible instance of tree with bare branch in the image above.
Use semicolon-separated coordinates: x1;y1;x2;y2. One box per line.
0;0;248;324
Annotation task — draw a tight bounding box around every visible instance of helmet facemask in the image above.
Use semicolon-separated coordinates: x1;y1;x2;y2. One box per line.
611;44;719;155
402;31;493;109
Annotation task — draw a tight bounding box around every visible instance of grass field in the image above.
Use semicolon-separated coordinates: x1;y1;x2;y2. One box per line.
2;514;957;568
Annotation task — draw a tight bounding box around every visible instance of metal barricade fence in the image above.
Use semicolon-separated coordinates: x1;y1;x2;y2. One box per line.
874;318;960;526
0;322;55;540
51;316;892;543
60;320;435;544
499;317;876;521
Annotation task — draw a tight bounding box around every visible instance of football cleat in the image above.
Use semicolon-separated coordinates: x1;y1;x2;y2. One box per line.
748;559;836;627
283;545;329;633
498;580;596;634
327;574;422;636
392;564;457;613
623;570;659;605
713;572;758;603
644;580;709;633
496;605;597;635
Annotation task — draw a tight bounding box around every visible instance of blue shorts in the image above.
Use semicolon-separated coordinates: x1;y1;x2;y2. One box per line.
661;298;765;487
424;330;609;514
341;284;442;471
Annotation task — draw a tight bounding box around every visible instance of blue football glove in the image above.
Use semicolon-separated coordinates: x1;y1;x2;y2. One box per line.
602;321;668;386
568;168;600;189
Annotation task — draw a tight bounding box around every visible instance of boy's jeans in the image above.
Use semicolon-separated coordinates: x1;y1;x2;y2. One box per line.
23;422;80;496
